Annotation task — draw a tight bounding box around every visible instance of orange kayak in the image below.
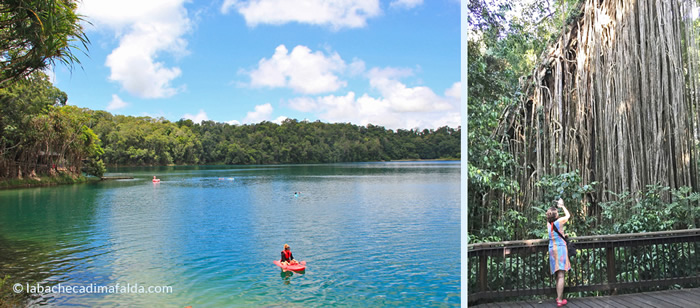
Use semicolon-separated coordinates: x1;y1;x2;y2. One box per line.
273;260;306;271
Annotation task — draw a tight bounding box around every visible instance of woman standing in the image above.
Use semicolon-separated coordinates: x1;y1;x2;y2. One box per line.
546;198;571;307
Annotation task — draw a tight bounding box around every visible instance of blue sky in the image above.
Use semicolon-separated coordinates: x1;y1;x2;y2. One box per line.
52;0;461;130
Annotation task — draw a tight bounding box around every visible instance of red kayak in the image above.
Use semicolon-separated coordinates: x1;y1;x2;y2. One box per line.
152;179;160;183
273;260;306;271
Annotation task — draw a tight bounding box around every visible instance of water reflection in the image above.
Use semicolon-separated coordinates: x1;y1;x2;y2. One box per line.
0;183;109;305
280;270;292;284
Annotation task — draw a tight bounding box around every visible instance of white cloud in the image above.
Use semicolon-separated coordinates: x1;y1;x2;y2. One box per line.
247;45;348;94
445;81;461;99
106;94;129;111
183;109;209;123
390;0;423;9
348;59;366;76
243;103;274;124
367;67;452;112
226;120;241;125
367;67;413;80
273;116;289;124
288;69;460;129
221;0;381;30
79;0;190;99
288;97;320;112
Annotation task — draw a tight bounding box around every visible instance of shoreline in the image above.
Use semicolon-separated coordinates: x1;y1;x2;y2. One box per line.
388;158;460;162
0;175;99;190
103;158;461;168
0;159;460;190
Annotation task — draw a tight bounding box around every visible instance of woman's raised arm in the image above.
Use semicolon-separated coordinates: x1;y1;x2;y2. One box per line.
557;198;570;223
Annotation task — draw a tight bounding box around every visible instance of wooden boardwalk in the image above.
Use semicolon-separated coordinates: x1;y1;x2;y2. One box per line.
473;288;700;307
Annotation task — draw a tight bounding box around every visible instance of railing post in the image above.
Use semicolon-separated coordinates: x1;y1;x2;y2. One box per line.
479;255;487;292
606;244;617;295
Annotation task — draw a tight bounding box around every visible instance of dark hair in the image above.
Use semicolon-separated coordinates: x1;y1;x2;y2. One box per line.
546;207;559;223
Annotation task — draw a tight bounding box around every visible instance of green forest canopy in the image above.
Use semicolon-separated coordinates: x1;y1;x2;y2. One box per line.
0;74;460;180
0;72;104;179
92;112;460;166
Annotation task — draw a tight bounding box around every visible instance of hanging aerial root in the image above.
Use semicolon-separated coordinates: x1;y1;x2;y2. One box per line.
497;0;700;209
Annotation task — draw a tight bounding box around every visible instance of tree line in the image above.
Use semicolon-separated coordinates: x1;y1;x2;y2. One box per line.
0;71;460;180
92;112;460;166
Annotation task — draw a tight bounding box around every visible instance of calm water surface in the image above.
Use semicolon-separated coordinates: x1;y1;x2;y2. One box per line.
0;162;460;306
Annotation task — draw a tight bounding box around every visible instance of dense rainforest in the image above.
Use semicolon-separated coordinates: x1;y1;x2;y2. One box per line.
92;113;460;166
0;71;460;181
0;0;95;187
468;0;700;243
0;72;105;181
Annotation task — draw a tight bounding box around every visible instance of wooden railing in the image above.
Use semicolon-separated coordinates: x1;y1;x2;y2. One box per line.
467;228;700;305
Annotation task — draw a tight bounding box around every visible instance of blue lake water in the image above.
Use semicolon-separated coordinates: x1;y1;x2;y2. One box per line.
0;162;460;306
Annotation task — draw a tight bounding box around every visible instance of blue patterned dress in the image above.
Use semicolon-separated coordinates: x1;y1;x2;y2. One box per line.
548;220;571;274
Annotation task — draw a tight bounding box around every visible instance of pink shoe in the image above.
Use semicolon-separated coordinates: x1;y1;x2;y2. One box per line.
556;299;568;307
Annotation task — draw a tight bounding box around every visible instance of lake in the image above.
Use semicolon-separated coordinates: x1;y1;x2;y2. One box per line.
0;161;460;306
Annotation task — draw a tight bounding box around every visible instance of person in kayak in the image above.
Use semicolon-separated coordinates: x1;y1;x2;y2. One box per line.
280;244;299;265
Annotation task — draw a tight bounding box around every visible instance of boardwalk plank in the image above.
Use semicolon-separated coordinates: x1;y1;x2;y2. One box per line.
472;288;700;307
646;291;695;307
494;301;521;308
595;297;635;308
614;294;659;308
566;298;598;308
609;294;656;308
587;299;619;308
598;297;630;308
563;300;593;308
626;292;682;308
669;289;700;303
590;297;619;308
503;299;551;307
583;298;618;308
491;301;519;308
676;289;700;302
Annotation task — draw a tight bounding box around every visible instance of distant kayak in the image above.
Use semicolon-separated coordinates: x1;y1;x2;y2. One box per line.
273;260;306;271
152;179;160;183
